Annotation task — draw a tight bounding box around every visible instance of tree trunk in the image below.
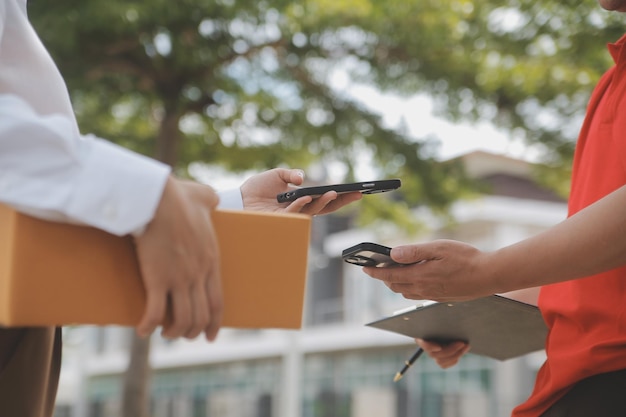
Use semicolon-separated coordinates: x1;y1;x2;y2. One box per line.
154;106;182;167
121;333;152;417
121;105;180;417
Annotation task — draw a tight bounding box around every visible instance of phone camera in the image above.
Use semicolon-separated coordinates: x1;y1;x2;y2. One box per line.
346;255;374;266
346;256;362;264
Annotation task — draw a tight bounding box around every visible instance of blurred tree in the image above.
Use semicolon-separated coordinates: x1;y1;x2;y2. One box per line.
28;0;622;415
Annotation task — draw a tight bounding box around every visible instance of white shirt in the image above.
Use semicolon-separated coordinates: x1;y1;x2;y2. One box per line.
0;0;241;236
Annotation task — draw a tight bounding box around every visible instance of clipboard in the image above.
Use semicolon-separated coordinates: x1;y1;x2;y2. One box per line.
367;295;548;360
0;204;311;329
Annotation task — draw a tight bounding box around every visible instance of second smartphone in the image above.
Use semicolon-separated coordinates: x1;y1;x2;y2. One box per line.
342;242;400;268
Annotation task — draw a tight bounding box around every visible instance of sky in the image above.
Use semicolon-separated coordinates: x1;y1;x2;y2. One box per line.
198;81;542;190
352;87;532;160
339;74;542;162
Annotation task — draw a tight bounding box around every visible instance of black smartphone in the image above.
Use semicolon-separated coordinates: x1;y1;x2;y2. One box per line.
276;179;401;203
342;242;400;268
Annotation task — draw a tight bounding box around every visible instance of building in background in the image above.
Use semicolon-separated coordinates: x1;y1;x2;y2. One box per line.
54;151;567;417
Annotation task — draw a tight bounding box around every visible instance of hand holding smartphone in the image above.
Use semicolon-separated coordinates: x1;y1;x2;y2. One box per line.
276;179;401;203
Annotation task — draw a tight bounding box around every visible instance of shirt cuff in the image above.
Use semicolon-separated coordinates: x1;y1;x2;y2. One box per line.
66;137;171;236
217;188;244;210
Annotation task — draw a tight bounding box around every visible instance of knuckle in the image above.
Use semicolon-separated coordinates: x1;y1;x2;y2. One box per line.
209;297;224;315
143;312;163;328
388;283;401;293
204;189;220;208
195;309;210;326
185;323;204;339
170;320;191;337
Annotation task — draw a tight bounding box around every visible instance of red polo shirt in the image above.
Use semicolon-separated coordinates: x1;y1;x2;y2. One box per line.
512;34;626;417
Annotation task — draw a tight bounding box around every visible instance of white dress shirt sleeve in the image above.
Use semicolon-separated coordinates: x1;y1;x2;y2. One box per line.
0;94;171;236
0;1;174;236
217;188;244;210
0;1;246;236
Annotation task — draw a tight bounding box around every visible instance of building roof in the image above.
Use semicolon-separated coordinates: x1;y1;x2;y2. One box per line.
457;151;566;203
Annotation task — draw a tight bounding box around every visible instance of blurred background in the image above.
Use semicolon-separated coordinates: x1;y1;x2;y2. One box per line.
27;0;624;416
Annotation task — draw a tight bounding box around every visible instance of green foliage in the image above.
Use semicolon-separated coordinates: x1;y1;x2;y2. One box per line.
26;3;621;413
292;0;623;162
28;0;621;209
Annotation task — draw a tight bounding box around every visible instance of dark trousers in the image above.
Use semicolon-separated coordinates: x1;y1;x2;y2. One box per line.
0;326;62;417
540;368;626;417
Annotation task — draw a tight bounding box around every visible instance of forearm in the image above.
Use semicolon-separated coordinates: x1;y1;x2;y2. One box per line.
500;287;540;305
488;184;626;292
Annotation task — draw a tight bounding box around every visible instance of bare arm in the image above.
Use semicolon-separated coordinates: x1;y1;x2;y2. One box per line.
364;184;626;302
500;287;540;306
488;184;626;292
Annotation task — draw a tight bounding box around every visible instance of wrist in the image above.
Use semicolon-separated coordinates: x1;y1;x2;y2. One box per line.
483;246;537;295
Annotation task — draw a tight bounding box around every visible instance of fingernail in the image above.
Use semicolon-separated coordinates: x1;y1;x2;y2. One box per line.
391;247;405;259
297;170;304;178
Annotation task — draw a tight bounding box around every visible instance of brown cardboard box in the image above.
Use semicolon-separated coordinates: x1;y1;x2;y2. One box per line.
0;204;310;329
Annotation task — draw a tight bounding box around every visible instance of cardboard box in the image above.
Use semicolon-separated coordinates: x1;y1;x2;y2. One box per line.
0;204;311;329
